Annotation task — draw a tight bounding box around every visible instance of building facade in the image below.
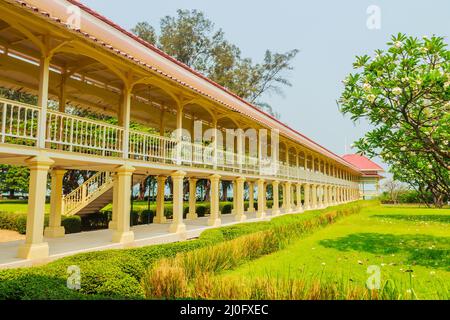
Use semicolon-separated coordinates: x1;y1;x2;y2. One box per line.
0;0;365;262
342;154;384;200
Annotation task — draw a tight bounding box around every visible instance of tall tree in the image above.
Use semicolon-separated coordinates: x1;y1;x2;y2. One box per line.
0;165;29;198
132;9;298;119
339;34;449;207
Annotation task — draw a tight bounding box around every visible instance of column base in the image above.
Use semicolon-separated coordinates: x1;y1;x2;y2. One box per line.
186;213;198;220
271;208;280;216
17;242;49;260
235;214;247;222
296;206;304;213
169;222;186;234
256;212;266;219
208;218;221;227
112;231;134;244
108;221;117;230
44;226;65;238
153;216;167;224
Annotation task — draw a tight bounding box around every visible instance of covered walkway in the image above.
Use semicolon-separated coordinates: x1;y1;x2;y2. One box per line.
0;207;306;269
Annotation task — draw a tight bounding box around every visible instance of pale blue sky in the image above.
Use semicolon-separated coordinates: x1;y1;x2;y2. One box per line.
80;0;449;172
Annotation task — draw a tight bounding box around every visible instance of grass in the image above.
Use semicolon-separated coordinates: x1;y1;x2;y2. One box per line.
0;200;50;214
142;201;371;299
218;205;449;299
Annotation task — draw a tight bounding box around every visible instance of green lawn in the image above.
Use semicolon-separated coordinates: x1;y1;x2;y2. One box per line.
0;200;50;214
220;205;450;299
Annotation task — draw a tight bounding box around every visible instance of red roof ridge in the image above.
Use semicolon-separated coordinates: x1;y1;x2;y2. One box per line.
342;154;384;171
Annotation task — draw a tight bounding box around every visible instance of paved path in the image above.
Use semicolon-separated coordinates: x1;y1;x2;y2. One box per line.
0;208;307;269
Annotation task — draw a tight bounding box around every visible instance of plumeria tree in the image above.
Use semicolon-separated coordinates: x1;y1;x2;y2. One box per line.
339;33;449;207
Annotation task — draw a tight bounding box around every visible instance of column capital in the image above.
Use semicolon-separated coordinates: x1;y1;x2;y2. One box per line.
209;174;221;181
236;176;246;183
115;164;135;174
25;155;54;168
157;175;167;182
189;177;199;183
171;170;186;179
272;180;279;186
51;168;67;176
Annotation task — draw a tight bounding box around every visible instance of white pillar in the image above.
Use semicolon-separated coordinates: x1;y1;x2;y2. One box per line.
208;174;221;226
120;88;131;159
112;165;135;244
272;180;280;215
18;156;54;259
169;171;186;233
257;179;266;218
44;169;66;238
296;183;303;212
37;56;51;148
154;176;167;224
235;177;246;221
187;178;198;220
304;183;311;210
248;182;255;213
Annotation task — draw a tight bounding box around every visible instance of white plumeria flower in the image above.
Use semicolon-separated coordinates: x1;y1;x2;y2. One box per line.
363;83;372;91
444;81;450;89
392;87;402;95
394;41;403;48
367;94;376;102
428;164;433;169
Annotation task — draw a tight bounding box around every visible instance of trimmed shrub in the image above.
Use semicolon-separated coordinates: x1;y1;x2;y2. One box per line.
140;210;154;224
196;205;208;217
221;203;233;214
80;211;111;230
130;211;140;226
61;216;81;234
0;212;27;234
0;212;80;235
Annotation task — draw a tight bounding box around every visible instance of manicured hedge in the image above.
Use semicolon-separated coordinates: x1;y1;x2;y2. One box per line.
0;200;377;300
0;212;81;235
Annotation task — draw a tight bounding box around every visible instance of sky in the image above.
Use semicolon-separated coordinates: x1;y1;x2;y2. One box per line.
80;0;450;173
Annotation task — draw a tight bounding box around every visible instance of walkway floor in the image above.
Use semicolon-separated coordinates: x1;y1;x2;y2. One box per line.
0;208;304;269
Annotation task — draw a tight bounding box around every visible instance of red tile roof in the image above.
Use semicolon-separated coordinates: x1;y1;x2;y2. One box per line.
342;154;384;171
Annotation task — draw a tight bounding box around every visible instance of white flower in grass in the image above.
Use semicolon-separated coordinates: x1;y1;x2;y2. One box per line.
321;262;326;266
430;271;435;275
406;289;412;294
392;87;402;96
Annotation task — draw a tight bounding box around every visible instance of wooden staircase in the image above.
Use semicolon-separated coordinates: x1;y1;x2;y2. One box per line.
63;171;146;216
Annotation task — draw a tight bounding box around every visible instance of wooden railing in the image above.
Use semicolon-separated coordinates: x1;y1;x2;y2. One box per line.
46;110;123;157
63;171;113;215
0;99;39;146
0;97;358;188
